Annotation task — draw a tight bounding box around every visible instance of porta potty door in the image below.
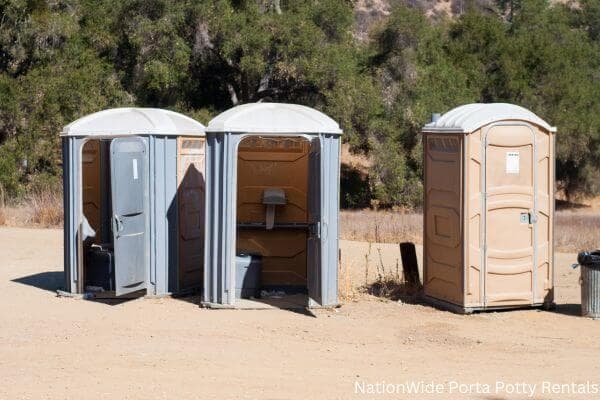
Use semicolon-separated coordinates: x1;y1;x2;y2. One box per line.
484;125;536;306
307;139;322;305
110;137;148;296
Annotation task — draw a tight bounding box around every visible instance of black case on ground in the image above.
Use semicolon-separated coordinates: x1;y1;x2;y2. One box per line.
85;245;115;291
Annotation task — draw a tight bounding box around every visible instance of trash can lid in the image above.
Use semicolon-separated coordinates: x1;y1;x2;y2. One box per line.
577;251;600;268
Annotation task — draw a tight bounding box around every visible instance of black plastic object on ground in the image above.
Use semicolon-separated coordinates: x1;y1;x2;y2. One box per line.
235;254;262;299
577;251;600;268
575;250;600;319
85;244;115;292
400;242;421;289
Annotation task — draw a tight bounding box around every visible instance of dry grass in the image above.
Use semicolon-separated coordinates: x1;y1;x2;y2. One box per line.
0;190;63;228
340;210;423;244
555;210;600;253
340;208;600;253
0;190;597;253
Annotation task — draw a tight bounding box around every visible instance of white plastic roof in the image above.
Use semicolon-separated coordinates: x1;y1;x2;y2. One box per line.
422;103;556;133
61;108;206;137
206;103;342;134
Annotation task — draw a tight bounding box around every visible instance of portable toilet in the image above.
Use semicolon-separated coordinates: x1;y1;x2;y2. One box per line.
421;103;556;313
62;108;206;297
203;103;342;308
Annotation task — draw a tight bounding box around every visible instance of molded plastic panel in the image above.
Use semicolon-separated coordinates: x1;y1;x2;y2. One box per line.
177;137;205;291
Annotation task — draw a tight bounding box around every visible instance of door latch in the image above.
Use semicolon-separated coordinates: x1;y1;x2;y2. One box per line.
520;212;537;224
529;212;538;224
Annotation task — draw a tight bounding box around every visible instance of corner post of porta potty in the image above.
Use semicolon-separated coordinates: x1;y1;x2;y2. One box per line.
61;108;206;298
202;103;342;308
421;103;557;313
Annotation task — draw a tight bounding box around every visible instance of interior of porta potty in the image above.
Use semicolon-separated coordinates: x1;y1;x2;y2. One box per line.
80;136;205;295
235;136;317;295
423;107;554;310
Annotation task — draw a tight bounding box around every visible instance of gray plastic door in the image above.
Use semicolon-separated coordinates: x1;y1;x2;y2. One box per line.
110;137;148;296
307;138;322;305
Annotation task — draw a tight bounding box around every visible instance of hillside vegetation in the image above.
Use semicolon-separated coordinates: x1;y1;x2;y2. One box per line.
0;0;598;207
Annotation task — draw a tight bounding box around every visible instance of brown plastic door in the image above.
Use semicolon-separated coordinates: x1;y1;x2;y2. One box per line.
484;124;536;307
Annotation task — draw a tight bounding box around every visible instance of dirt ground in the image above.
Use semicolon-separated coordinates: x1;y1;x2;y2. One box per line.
1;227;599;400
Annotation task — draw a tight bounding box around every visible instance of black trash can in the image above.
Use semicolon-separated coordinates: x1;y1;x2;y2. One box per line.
85;244;115;292
576;251;600;319
235;254;262;299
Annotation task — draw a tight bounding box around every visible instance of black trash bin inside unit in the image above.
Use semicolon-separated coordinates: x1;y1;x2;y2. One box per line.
235;254;262;299
85;244;115;292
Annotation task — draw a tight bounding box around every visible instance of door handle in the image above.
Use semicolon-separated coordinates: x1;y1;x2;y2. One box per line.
529;212;538;224
113;215;124;236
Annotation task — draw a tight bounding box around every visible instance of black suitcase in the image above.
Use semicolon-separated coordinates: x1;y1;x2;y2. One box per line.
85;244;115;292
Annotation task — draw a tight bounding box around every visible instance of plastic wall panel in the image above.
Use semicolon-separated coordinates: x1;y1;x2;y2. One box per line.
63;137;81;293
319;134;341;307
423;135;464;306
465;130;483;306
203;133;235;305
148;136;177;296
177;137;205;291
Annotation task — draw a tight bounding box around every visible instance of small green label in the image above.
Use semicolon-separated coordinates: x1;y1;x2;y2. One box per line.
520;213;529;223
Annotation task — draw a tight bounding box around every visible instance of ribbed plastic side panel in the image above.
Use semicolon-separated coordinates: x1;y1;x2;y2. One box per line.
63;137;82;293
319;134;341;307
203;133;236;305
581;265;600;319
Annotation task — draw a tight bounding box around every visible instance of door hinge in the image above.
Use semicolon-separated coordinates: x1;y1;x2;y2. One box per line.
310;222;321;239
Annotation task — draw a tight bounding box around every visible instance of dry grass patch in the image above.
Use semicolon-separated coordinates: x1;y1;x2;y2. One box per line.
555;210;600;253
340;210;422;244
26;190;63;227
0;190;63;228
340;208;599;253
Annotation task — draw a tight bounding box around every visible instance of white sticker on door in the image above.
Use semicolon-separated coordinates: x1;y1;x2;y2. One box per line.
506;151;520;174
132;158;139;180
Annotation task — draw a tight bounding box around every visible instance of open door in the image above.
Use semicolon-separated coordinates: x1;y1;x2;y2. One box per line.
307;138;322;305
110;137;148;296
484;125;536;306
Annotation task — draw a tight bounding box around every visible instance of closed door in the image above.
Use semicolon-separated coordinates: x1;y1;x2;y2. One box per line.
484;125;536;306
110;137;148;296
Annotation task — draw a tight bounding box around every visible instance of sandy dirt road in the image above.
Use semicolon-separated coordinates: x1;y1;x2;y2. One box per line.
0;227;598;400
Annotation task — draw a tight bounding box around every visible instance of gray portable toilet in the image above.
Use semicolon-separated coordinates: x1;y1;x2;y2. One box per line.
203;103;342;308
62;108;206;297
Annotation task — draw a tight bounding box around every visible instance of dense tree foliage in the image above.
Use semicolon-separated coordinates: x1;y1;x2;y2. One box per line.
0;0;598;206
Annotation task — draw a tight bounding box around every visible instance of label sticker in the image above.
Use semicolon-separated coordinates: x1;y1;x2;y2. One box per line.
506;151;520;174
132;159;138;180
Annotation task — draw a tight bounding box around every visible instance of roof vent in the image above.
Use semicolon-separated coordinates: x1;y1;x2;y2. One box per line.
431;113;441;123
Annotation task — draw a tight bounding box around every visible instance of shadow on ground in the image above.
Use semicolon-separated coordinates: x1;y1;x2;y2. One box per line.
12;272;318;315
552;303;581;317
12;271;63;292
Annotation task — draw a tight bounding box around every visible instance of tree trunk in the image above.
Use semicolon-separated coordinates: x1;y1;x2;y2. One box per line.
227;83;239;106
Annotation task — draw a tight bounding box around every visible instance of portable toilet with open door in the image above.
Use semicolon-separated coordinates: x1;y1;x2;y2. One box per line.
61;108;206;298
422;103;556;313
203;103;342;309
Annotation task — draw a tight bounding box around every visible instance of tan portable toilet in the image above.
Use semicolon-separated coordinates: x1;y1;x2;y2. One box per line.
421;103;556;313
